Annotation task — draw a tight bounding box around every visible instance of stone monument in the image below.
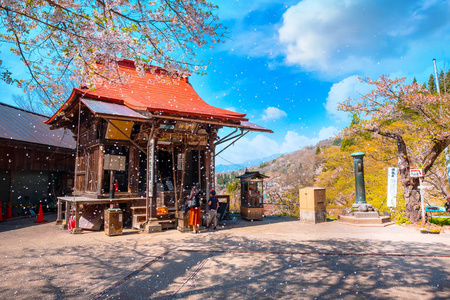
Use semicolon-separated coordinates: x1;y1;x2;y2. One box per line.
338;152;393;226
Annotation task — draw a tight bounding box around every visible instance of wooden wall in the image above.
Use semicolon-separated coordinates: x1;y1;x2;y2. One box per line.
0;140;74;172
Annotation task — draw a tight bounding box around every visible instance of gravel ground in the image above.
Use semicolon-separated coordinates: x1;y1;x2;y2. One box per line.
1;213;449;299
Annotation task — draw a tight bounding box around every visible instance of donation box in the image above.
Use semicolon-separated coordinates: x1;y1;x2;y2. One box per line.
105;208;123;236
299;187;326;223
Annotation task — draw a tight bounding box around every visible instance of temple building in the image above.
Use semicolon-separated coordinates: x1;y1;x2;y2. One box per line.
46;59;272;232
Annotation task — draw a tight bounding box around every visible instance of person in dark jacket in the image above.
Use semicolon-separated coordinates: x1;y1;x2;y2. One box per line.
207;190;219;231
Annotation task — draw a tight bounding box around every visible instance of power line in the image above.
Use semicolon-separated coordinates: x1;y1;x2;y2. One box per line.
216;154;247;170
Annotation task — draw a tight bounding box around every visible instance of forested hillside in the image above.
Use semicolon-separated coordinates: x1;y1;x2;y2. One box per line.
217;73;450;222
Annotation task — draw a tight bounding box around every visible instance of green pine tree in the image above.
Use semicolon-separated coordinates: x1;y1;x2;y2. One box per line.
438;70;445;94
428;74;436;94
445;70;450;94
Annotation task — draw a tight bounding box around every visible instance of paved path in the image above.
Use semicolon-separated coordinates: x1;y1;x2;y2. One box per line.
0;214;449;299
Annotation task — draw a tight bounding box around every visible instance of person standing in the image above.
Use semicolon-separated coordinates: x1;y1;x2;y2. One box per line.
445;195;450;213
207;189;219;231
188;185;201;233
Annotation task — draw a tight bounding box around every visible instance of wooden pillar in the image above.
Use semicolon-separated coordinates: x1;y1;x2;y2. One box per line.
198;145;201;189
147;138;157;220
128;146;139;194
8;169;13;215
205;130;217;200
151;139;158;219
205;136;211;202
144;135;162;233
85;151;90;192
73;201;82;234
205;151;210;202
109;170;115;199
97;144;104;195
56;198;63;225
64;200;70;227
210;133;216;191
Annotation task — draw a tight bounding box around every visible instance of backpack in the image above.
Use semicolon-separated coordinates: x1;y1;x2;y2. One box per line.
190;194;200;208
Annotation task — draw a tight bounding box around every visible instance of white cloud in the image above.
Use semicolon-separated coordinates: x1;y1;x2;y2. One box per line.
261;107;287;121
216;134;280;165
325;76;373;122
280;127;338;153
216;126;338;165
278;0;450;78
225;107;237;112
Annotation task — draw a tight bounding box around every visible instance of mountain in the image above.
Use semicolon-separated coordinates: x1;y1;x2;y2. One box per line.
215;153;282;173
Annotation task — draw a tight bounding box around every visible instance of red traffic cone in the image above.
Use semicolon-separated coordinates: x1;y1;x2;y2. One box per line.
5;202;12;219
35;204;47;223
0;202;3;222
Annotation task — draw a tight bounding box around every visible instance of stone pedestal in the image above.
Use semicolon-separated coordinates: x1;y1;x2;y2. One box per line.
177;211;191;232
338;212;394;227
71;228;83;234
144;220;162;233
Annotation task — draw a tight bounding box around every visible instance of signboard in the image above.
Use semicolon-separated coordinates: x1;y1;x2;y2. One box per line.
387;167;398;207
175;121;198;133
177;153;184;170
104;155;126;171
410;169;424;177
105;120;134;140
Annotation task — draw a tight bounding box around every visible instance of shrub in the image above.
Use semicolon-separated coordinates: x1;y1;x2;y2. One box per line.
429;217;450;226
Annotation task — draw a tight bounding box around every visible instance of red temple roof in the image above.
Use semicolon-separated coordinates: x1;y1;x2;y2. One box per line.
46;60;247;125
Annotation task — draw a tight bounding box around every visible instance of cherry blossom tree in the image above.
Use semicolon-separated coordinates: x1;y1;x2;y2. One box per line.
339;75;450;223
0;0;226;108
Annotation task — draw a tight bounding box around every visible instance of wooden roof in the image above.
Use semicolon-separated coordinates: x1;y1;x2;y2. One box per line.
0;103;75;149
46;60;249;126
236;171;269;180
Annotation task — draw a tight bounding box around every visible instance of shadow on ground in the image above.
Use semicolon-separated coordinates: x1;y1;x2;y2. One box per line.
1;217;449;299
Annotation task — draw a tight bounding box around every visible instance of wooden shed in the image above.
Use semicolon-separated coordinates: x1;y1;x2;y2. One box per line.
46;59;272;233
0;103;75;217
237;171;269;221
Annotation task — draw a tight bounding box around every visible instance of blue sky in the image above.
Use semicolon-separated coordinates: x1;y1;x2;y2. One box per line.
2;0;450;166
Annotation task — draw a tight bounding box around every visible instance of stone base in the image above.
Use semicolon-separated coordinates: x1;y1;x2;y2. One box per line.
352;202;375;212
144;222;162;233
71;228;83;234
338;214;394;227
177;212;190;232
353;212;380;218
177;226;192;233
300;210;327;223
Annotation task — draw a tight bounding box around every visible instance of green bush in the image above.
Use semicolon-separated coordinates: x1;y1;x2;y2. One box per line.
429;217;450;226
394;216;410;225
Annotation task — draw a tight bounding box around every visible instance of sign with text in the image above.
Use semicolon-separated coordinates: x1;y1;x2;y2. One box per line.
410;169;424;177
175;121;198;133
104;155;126;171
387;167;398;207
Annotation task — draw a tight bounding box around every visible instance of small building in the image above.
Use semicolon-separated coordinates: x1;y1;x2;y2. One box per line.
237;171;269;220
46;60;272;232
0;103;75;217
